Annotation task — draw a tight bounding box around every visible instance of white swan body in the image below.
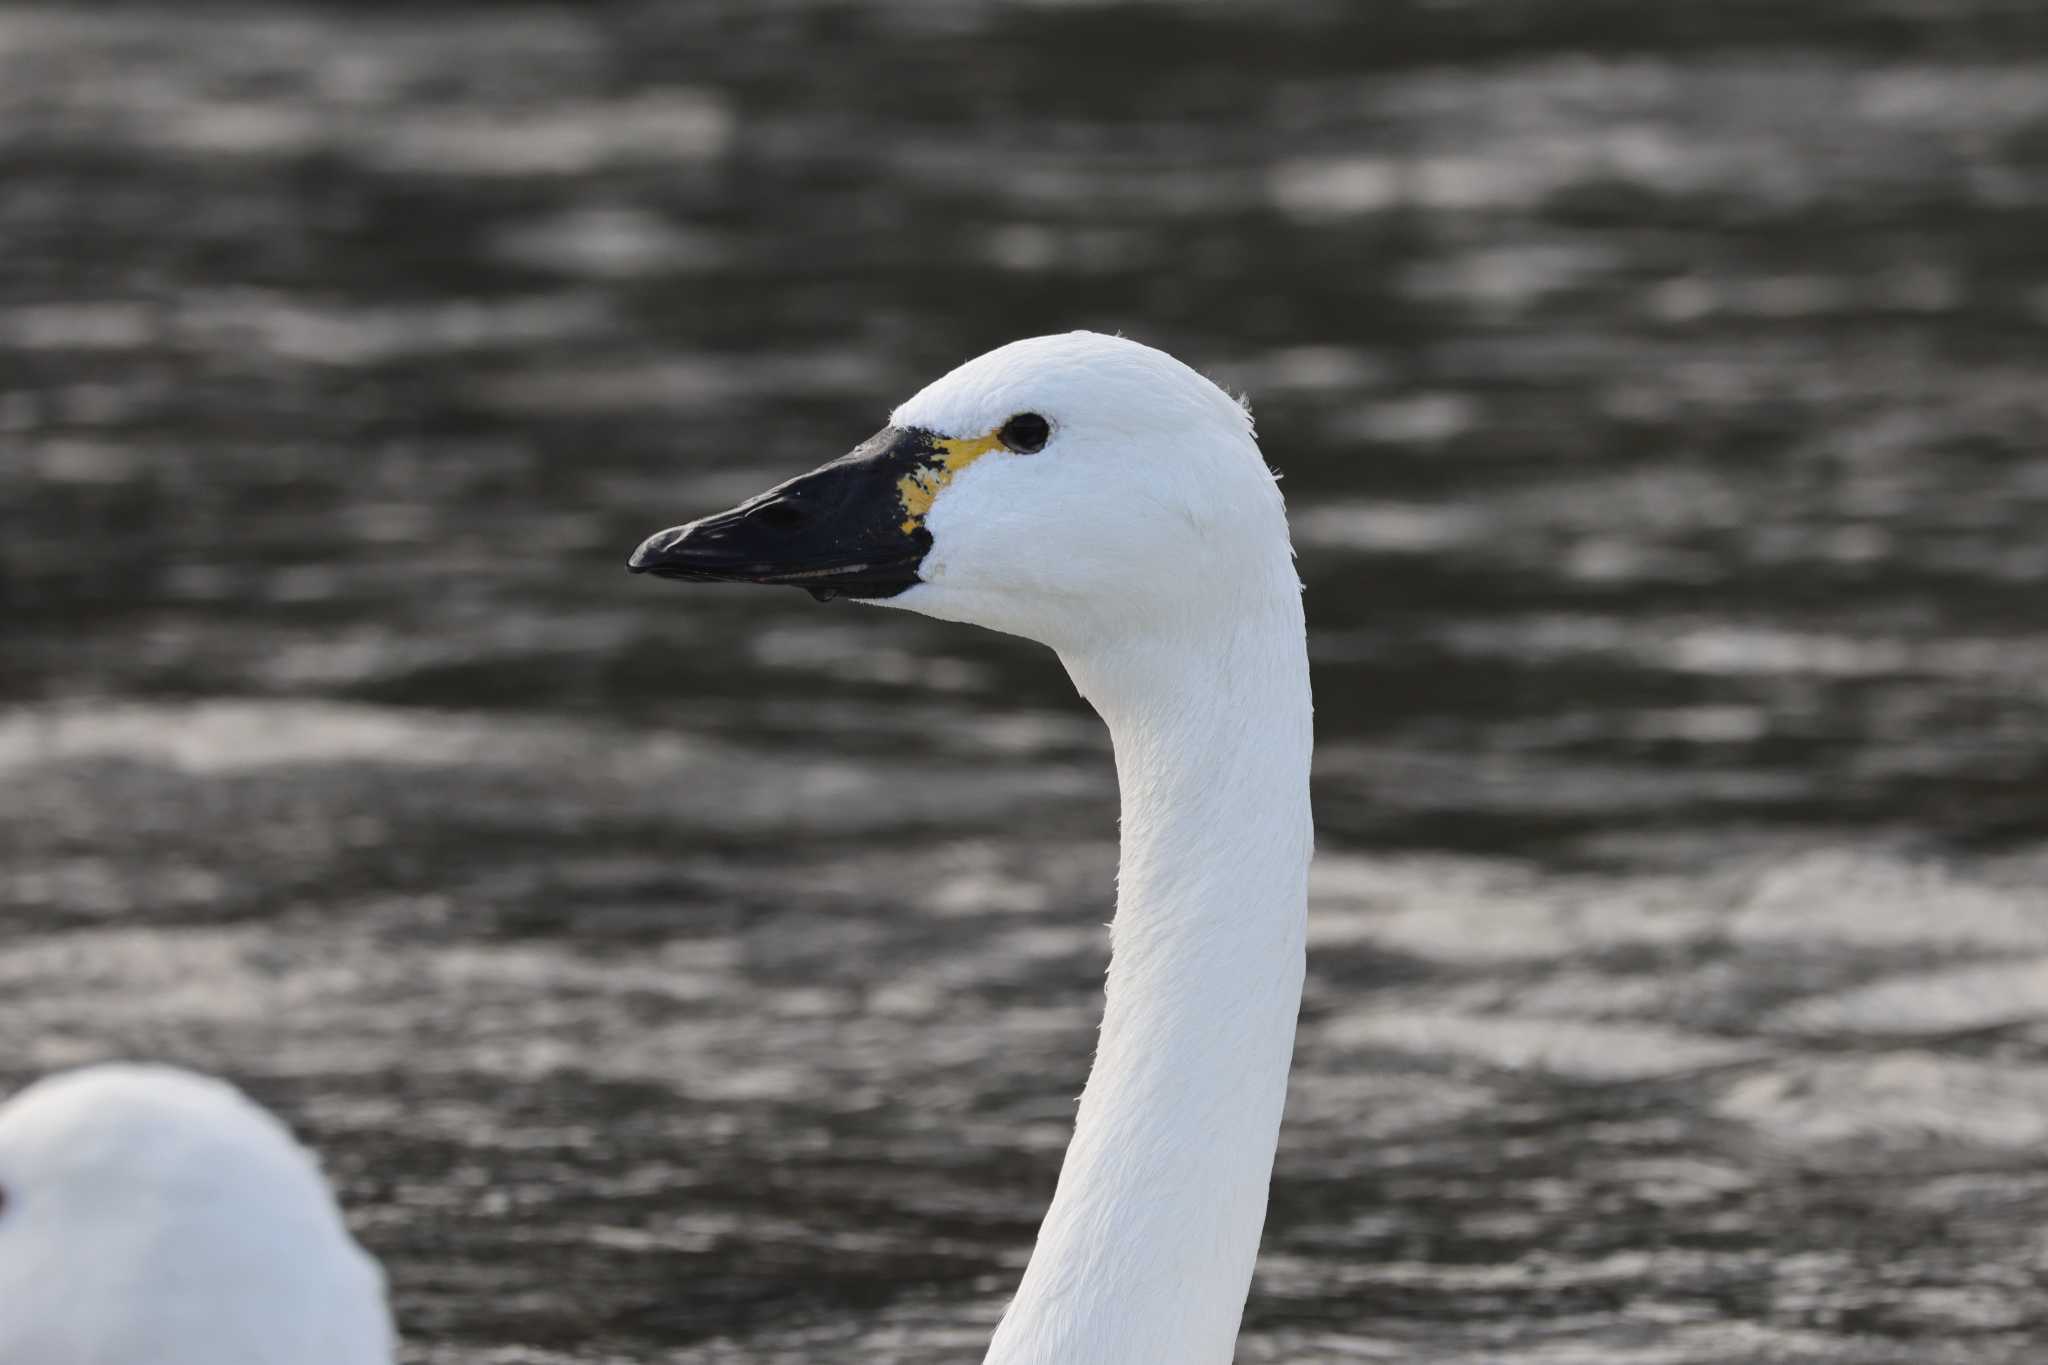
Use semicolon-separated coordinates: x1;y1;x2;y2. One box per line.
0;1064;395;1365
632;331;1314;1364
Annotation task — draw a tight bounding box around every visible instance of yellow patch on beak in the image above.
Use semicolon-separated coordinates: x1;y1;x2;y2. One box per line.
896;432;1003;534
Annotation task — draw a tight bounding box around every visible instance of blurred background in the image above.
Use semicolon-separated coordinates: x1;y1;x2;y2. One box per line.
3;2;2047;1361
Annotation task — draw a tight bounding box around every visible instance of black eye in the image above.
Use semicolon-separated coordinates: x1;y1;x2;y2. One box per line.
998;413;1050;454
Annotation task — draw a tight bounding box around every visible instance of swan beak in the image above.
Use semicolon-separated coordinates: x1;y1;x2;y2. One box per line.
628;425;953;602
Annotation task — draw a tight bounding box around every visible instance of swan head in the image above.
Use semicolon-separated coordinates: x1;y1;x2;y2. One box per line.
0;1063;395;1365
628;331;1293;654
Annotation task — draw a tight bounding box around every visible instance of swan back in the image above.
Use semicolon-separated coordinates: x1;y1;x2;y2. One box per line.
0;1063;394;1365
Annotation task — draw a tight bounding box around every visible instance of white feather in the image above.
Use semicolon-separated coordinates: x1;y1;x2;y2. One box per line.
885;333;1315;1365
0;1063;396;1365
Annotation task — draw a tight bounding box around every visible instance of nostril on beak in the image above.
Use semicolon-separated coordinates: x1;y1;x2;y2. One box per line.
745;498;809;534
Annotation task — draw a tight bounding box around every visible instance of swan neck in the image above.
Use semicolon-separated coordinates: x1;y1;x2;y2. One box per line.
986;603;1313;1365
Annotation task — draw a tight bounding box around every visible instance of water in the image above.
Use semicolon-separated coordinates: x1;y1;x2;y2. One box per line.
3;3;2047;1360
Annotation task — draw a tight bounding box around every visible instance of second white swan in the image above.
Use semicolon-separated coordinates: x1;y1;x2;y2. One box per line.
0;1063;394;1365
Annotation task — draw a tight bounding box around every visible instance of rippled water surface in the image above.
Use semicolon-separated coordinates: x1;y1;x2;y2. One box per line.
4;3;2048;1361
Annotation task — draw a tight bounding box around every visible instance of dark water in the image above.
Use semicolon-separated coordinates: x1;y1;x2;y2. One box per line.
4;3;2048;1360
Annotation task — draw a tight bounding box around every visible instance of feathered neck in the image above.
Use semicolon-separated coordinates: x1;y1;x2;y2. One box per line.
985;584;1314;1365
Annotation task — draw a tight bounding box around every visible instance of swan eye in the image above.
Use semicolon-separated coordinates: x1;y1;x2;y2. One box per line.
998;413;1050;454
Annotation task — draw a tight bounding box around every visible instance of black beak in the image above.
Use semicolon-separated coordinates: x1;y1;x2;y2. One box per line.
628;425;946;602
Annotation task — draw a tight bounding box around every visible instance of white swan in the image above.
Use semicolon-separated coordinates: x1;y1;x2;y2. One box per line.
630;331;1313;1365
0;1063;395;1365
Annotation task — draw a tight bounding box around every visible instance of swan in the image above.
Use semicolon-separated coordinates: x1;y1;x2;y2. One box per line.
0;1063;395;1365
629;331;1313;1365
